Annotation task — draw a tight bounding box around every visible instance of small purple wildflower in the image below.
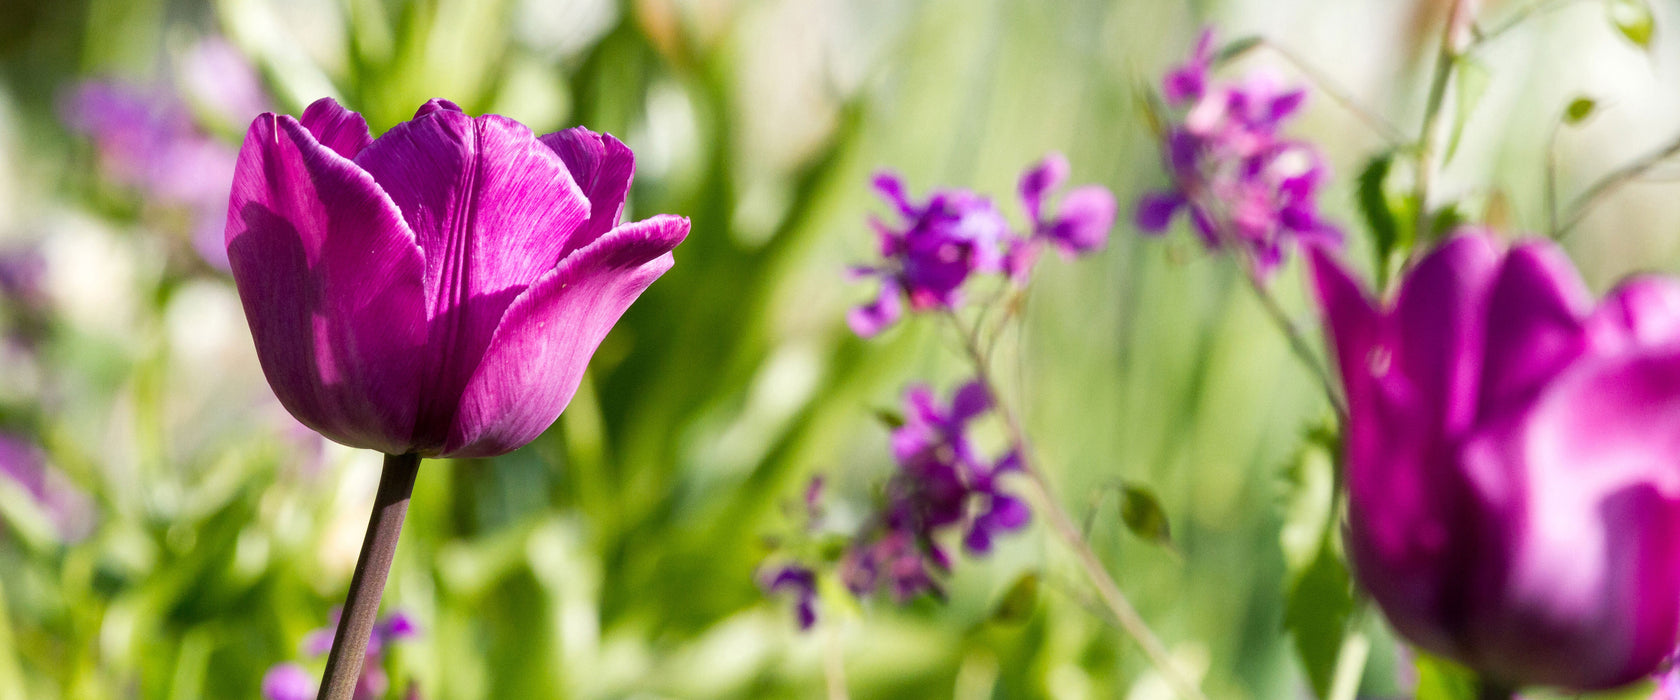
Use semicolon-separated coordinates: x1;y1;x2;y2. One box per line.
848;173;1013;337
1016;152;1118;261
1136;28;1341;279
841;381;1028;601
265;609;420;700
261;664;315;700
762;565;820;630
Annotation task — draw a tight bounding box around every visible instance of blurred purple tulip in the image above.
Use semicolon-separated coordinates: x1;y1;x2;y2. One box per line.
1309;231;1680;690
225;97;688;458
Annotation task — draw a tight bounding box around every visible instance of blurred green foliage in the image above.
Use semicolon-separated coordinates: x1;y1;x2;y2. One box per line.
0;0;1673;698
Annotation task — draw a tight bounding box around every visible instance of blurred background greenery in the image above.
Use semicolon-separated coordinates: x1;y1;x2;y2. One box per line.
0;0;1677;697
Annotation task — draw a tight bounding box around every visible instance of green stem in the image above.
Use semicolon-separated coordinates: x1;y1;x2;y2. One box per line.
1413;0;1475;244
1556;129;1680;240
945;312;1209;700
316;452;422;700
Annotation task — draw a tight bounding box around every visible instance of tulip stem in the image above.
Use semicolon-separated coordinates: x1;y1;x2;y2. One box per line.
316;452;421;700
944;311;1209;700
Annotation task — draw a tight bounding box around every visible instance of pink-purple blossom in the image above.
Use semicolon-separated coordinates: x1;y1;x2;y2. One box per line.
1136;29;1340;278
225;97;688;458
265;610;421;700
841;382;1027;602
848;158;1116;336
1017;152;1118;260
847;174;1012;337
1310;231;1680;690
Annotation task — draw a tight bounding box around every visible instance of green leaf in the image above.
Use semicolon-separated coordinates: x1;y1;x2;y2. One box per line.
873;409;905;429
1118;482;1172;548
1413;653;1479;700
1564;96;1598;125
991;572;1039;625
1607;0;1657;50
1429;203;1469;239
1445;58;1491;165
1356;153;1400;272
1215;36;1263;65
1283;543;1354;699
1355;153;1423;288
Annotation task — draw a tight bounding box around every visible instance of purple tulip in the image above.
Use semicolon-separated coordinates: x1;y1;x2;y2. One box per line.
1309;231;1680;690
225;98;688;458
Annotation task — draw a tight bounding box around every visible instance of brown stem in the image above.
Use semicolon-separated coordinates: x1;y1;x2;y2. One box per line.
317;452;422;700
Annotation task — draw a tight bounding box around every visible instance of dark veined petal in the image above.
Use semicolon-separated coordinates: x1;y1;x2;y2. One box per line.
354;107;591;450
225;113;426;454
298;97;372;160
539;127;634;256
1475;240;1591;421
440;215;689;457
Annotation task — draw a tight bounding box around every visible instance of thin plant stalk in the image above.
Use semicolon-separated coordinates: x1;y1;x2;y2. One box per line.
1556;130;1680;240
1251;40;1407;145
317;452;422;700
945;312;1209;700
823;621;849;700
1413;0;1475;243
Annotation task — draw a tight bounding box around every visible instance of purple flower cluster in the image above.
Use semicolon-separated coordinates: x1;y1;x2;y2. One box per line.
1135;30;1341;278
849;155;1116;337
840;382;1028;601
262;610;421;700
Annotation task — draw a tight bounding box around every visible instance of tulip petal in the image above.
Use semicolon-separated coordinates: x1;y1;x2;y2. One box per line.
1476;240;1591;421
226;113;426;454
1393;234;1501;432
441;215;689;457
1305;245;1378;408
539;127;634;256
1475;349;1680;688
1594;276;1680;350
354;109;592;450
298;97;372;160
